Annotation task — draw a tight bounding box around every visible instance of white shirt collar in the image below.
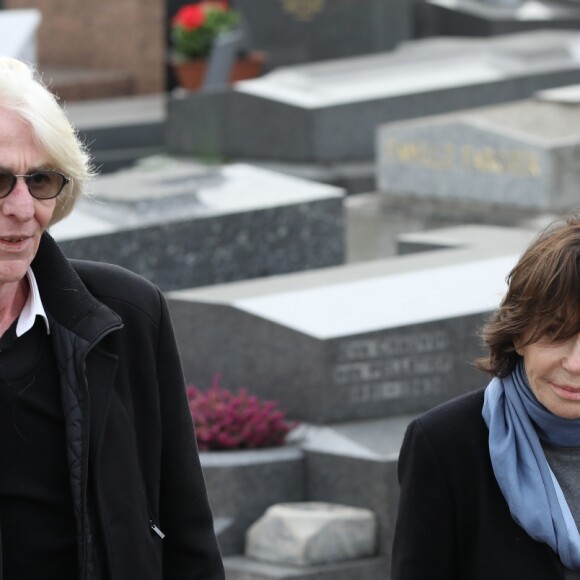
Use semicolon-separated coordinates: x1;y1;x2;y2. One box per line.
16;268;50;337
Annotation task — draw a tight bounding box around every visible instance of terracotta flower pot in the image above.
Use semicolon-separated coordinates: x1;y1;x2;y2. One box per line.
172;51;267;91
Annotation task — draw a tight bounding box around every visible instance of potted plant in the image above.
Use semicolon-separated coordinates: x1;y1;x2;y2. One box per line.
170;1;266;91
187;375;303;555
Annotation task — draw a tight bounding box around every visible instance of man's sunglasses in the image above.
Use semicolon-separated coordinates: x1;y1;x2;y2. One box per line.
0;170;70;200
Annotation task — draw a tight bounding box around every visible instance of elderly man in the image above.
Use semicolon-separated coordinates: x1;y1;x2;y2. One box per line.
0;58;224;578
392;215;580;579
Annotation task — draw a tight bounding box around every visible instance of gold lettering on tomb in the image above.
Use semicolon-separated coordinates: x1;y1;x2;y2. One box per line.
385;138;455;170
281;0;326;22
460;145;541;177
384;137;542;178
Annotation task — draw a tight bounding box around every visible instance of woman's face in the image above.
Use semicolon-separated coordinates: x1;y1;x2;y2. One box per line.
516;333;580;419
0;108;56;288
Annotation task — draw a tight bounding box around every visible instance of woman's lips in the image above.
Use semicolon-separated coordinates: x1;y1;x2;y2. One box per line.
551;383;580;401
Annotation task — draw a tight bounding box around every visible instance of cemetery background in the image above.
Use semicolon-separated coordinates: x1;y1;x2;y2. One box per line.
2;0;580;577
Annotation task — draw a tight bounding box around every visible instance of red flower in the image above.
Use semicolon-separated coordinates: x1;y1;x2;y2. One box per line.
173;4;205;30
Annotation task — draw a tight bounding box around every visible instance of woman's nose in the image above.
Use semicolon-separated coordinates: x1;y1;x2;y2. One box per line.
563;335;580;374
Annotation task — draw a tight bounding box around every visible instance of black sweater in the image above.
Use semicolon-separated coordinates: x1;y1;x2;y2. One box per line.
0;319;77;578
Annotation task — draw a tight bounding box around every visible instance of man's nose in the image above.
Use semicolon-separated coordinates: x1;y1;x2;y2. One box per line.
1;177;35;220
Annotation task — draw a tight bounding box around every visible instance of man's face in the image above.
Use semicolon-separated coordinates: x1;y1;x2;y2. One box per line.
516;333;580;419
0;108;56;287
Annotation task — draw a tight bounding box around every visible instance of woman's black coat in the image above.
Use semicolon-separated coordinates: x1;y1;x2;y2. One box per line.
391;388;565;580
30;233;224;579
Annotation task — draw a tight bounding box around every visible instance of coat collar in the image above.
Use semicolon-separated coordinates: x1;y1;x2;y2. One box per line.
31;232;122;342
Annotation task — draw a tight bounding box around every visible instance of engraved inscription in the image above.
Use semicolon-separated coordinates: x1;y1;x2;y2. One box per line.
338;330;449;362
350;376;444;403
282;0;326;21
384;137;542;178
334;353;454;386
335;330;456;405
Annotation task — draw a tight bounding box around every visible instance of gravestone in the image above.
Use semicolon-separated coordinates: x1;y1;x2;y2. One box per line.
419;0;580;38
234;0;411;69
49;157;345;291
0;9;41;63
201;446;304;556
167;225;536;423
377;85;580;210
302;415;410;563
167;30;580;164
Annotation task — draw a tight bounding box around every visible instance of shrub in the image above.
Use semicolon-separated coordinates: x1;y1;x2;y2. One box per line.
187;375;298;451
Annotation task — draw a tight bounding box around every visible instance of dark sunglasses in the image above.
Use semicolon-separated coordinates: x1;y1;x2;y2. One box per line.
0;170;70;200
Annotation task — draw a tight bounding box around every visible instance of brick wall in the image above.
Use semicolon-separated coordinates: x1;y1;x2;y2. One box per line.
5;0;165;96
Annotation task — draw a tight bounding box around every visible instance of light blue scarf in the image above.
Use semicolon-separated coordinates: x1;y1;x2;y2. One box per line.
482;360;580;569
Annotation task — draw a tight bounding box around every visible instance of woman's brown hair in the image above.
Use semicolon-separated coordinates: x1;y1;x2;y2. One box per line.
475;214;580;377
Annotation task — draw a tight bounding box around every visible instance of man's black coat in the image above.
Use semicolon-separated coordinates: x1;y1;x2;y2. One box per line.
391;389;566;580
31;233;224;579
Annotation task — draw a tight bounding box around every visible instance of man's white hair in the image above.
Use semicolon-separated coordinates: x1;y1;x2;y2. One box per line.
0;57;93;225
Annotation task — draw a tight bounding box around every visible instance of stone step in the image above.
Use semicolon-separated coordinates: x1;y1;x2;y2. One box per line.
223;555;390;580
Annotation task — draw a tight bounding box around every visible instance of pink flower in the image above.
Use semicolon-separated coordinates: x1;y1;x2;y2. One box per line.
187;375;298;451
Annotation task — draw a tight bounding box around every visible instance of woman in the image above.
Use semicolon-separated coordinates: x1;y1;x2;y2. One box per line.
392;215;580;579
0;58;224;578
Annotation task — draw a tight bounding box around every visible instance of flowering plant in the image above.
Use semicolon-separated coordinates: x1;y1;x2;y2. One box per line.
171;1;239;60
187;375;298;451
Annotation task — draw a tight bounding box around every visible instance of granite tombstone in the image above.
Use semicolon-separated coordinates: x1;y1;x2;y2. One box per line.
377;84;580;210
234;0;411;69
301;415;410;566
167;30;580;165
167;225;535;423
50;157;345;291
419;0;580;38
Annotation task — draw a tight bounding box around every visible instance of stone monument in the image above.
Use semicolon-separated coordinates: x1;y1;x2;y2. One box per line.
50;157;345;291
234;0;411;69
377;84;580;210
167;30;580;166
167;225;536;423
419;0;580;38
